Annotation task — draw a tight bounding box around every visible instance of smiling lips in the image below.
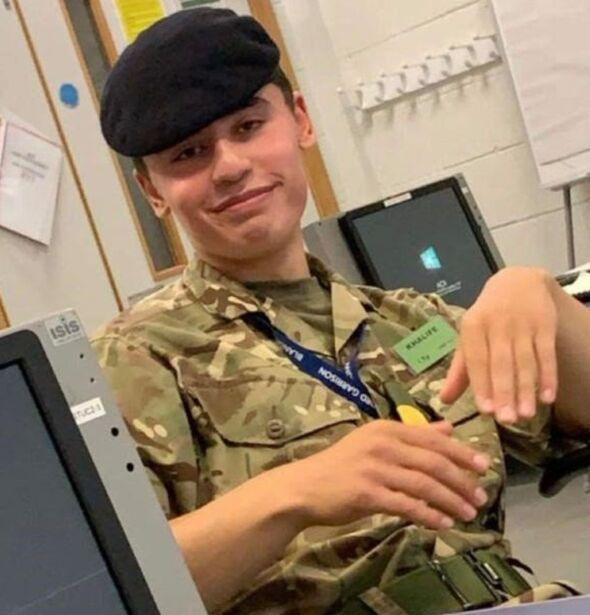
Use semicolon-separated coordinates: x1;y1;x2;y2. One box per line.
212;183;278;213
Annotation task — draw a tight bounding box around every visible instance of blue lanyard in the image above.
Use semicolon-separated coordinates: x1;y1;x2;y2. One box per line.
246;313;380;419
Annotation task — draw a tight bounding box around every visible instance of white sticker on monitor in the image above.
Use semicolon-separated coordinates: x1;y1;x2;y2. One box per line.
71;397;106;426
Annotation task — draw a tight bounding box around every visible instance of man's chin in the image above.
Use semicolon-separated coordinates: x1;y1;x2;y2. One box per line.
204;217;302;261
228;219;277;246
221;235;289;262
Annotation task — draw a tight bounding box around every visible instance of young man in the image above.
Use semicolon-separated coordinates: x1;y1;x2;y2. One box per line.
94;7;590;615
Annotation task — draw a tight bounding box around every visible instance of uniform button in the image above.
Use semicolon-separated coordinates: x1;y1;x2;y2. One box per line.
266;418;286;439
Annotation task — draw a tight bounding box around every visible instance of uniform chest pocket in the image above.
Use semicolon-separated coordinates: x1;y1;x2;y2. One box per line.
175;338;363;493
186;368;362;492
192;368;361;446
175;334;362;447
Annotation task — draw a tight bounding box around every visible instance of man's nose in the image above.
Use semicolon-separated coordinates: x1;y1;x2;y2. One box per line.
211;139;251;185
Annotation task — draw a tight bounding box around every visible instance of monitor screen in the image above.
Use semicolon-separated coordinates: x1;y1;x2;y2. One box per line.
343;186;496;307
0;363;129;615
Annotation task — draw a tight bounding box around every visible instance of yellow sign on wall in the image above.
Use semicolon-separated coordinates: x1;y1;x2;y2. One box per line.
114;0;166;43
0;294;9;329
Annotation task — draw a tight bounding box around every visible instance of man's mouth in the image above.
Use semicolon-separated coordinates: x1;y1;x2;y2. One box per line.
212;184;278;213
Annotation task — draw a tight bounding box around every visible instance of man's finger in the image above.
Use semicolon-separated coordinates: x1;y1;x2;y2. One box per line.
440;349;469;404
460;314;494;413
427;420;453;435
390;442;488;510
383;467;480;522
372;489;455;530
535;331;558;404
398;424;490;475
489;331;517;423
514;332;537;419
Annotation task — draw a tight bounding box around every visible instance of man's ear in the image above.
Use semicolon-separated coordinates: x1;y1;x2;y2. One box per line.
134;169;170;218
292;92;316;150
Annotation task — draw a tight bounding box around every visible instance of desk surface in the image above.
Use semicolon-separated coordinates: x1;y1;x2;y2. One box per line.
566;261;590;274
471;595;590;614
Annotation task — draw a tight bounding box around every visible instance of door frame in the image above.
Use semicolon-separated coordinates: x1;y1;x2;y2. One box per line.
0;295;9;329
247;0;339;218
62;0;188;283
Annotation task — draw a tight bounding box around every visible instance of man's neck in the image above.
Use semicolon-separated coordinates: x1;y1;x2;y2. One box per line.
201;234;311;283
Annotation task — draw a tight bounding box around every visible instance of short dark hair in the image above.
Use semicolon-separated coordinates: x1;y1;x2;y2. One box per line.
270;65;295;110
132;66;294;176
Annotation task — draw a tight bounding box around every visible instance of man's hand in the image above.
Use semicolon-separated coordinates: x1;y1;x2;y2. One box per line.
440;267;558;424
280;419;490;531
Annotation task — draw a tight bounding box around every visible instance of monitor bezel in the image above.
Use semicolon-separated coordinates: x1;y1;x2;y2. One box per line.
0;329;159;615
338;176;501;290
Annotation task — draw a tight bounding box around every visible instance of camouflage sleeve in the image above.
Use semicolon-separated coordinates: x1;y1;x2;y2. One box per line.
91;334;201;518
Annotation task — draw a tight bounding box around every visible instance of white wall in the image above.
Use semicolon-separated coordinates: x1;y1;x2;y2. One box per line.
274;0;590;273
0;2;119;332
18;0;185;305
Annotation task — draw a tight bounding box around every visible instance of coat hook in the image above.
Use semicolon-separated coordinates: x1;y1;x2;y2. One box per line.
473;34;500;61
403;62;430;87
378;71;407;100
449;43;477;69
425;53;452;79
354;80;383;110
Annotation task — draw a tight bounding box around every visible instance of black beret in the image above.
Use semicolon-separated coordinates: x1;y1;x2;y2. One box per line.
100;8;280;157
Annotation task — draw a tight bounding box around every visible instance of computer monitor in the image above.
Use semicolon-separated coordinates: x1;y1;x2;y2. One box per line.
0;311;206;614
337;176;504;308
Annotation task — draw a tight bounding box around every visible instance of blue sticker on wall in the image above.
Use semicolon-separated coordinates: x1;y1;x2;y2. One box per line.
59;83;79;108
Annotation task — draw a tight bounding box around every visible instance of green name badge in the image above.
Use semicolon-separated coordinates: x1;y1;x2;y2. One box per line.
394;316;458;375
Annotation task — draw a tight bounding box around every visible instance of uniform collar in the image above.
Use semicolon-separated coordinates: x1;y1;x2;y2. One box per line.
182;255;376;357
309;258;376;356
182;258;266;320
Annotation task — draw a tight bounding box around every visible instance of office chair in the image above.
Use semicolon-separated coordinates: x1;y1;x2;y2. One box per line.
540;447;590;497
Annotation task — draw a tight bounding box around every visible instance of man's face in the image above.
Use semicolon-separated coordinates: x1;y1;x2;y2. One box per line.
138;84;316;263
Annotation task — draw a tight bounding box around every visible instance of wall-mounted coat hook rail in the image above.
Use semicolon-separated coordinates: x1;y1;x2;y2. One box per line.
340;34;502;111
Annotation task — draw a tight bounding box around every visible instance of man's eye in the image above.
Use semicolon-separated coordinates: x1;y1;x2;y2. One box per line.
174;145;206;161
238;119;263;134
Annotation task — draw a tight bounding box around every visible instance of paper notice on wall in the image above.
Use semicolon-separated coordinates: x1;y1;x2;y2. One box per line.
114;0;166;42
0;117;63;246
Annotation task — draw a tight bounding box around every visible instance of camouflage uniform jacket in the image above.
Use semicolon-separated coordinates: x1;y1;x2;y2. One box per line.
91;256;573;614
